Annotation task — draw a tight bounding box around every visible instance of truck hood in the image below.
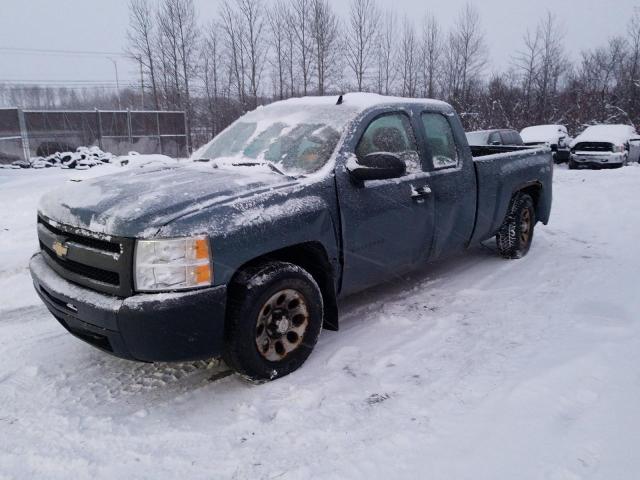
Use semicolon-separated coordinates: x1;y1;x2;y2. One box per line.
38;163;294;238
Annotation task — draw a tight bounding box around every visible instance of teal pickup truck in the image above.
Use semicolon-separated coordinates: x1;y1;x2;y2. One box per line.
30;93;552;381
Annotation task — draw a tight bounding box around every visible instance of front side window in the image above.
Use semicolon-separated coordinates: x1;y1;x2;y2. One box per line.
356;113;421;172
421;113;458;169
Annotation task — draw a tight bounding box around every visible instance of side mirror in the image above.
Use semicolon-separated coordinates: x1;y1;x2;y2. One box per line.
348;152;406;182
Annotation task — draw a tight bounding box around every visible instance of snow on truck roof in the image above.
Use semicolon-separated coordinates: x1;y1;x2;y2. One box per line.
520;125;567;143
571;124;638;147
262;92;452;112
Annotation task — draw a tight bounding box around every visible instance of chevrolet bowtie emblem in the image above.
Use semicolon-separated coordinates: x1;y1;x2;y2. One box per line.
52;241;68;258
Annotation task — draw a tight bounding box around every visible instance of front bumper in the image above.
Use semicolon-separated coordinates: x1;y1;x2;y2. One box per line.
571;152;625;167
30;253;227;362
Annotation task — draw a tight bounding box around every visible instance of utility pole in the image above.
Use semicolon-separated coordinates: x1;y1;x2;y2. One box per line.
138;56;145;110
107;57;122;110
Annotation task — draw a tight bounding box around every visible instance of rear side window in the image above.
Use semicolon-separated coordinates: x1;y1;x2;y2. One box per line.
356;113;421;172
421;113;458;169
502;130;523;145
488;131;502;145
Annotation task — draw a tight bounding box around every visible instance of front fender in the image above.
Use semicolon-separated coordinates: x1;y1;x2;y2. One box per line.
157;186;341;288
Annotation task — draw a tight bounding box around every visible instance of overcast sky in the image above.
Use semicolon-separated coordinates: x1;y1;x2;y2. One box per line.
0;0;637;90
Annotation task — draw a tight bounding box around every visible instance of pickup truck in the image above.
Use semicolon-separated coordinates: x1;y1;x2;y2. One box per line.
569;124;640;169
30;93;553;381
521;124;572;164
466;129;524;147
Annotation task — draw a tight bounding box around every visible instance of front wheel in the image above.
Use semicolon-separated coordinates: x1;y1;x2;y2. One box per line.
223;261;323;382
496;193;536;259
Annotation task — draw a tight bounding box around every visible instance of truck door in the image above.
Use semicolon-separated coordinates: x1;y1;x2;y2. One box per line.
417;111;478;258
335;110;435;295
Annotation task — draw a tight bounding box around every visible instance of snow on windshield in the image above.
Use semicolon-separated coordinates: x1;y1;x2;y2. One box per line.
197;100;360;175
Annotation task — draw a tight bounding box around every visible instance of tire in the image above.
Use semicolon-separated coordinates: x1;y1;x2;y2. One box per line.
568;159;577;170
223;261;323;382
496;193;536;259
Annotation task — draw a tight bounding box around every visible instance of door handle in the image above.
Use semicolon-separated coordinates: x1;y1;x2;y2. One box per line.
411;185;432;201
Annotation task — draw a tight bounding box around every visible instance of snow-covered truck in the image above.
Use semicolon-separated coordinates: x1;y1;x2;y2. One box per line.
29;93;553;381
569;124;640;169
521;124;572;164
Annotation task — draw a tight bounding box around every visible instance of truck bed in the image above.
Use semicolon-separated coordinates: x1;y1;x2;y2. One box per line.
469;146;553;245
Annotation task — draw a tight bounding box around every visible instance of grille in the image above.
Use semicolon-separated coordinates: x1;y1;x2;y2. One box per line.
37;216;133;296
573;142;614;153
41;242;120;286
38;217;121;253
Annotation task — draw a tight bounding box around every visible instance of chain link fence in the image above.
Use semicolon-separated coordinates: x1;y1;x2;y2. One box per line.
0;108;187;164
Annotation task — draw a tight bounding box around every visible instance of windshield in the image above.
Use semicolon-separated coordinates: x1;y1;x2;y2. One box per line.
197;101;359;175
466;131;490;145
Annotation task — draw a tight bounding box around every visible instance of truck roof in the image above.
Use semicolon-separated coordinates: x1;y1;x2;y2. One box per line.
259;92;453;114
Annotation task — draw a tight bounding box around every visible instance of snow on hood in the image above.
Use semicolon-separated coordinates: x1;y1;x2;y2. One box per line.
571;124;637;147
521;125;568;144
38;163;292;238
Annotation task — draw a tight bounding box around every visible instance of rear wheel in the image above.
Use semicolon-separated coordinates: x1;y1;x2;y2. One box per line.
223;261;323;381
496;193;536;259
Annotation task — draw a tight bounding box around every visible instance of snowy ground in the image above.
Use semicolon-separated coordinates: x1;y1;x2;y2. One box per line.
1;165;640;479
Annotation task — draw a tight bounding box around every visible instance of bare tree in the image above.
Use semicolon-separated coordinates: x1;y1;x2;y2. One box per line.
445;3;487;108
290;0;314;96
311;0;339;95
420;13;442;98
345;0;380;91
535;11;567;122
126;0;160;109
202;22;225;135
157;0;183;108
238;0;266;107
400;17;418;97
157;0;199;150
625;8;640;120
375;12;397;95
513;27;542;114
220;0;247;103
266;0;289;100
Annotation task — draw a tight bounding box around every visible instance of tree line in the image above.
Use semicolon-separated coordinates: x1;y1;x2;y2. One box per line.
2;0;640;148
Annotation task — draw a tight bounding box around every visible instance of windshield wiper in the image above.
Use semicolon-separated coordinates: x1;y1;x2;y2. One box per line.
231;160;291;177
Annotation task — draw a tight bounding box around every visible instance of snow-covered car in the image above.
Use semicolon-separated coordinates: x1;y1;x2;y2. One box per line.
521;125;572;163
29;93;553;381
466;129;524;147
569;124;640;169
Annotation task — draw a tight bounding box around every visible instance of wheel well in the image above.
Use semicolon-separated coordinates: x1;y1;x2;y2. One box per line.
228;242;339;331
518;183;542;220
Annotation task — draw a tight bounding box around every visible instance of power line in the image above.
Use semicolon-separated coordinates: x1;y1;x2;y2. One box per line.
0;79;133;84
0;47;131;58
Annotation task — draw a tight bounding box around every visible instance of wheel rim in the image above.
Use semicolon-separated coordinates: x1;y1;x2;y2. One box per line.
520;207;532;244
255;289;310;362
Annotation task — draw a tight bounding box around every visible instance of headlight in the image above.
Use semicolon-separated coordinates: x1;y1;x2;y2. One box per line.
134;236;212;292
613;144;625;153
